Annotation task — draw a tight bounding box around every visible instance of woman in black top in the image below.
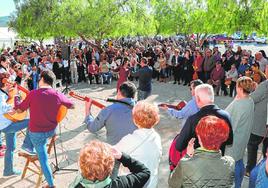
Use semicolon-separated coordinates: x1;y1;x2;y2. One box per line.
69;140;150;188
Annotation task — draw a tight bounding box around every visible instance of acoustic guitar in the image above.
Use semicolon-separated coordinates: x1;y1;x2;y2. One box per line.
2;78;68;123
3;79;28;122
69;91;106;109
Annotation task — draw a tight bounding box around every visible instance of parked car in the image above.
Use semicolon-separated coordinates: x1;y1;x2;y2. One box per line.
255;37;267;44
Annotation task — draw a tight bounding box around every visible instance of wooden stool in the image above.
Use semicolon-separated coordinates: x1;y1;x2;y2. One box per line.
18;135;57;188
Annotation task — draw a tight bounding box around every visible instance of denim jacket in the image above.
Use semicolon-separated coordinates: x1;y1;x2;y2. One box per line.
0;89;13;131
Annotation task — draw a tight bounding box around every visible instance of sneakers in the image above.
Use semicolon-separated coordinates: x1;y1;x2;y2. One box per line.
0;145;6;157
0;150;5;157
21;146;36;156
3;169;21;176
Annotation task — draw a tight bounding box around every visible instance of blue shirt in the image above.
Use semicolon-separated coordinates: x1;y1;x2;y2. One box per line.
249;158;266;188
237;63;250;76
167;97;199;126
0;90;13;131
85;98;137;145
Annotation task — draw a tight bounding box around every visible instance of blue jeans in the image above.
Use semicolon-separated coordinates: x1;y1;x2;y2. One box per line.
0;131;2;146
1;119;33;175
235;159;245;188
29;129;56;187
138;90;151;101
101;72;112;84
32;73;38;90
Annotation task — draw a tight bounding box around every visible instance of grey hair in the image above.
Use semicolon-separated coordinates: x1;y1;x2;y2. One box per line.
195;84;214;103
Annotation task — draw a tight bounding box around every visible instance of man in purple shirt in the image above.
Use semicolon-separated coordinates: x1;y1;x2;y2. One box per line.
15;70;74;188
160;79;203;127
209;62;225;96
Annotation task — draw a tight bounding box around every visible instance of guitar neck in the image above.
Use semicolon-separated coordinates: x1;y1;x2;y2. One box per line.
69;91;106;109
3;78;30;94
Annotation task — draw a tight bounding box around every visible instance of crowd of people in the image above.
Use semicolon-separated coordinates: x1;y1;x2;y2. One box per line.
0;37;268;188
1;38;268;98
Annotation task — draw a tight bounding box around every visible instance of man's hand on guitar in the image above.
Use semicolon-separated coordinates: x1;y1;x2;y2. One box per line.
8;109;16;115
159;104;168;111
13;84;20;95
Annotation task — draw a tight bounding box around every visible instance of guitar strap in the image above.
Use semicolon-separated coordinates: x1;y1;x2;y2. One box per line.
0;88;8;97
106;98;134;108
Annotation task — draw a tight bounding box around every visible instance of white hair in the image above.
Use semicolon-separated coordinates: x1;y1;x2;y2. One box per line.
195;84;214;104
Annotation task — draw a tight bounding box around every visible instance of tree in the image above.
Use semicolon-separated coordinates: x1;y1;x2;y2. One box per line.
50;0;155;48
10;0;154;48
9;0;268;44
9;0;60;46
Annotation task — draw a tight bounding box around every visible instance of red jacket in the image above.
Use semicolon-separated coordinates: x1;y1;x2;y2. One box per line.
88;64;99;75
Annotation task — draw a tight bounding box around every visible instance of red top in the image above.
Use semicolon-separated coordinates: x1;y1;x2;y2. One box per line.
15;88;74;132
194;56;204;72
88;64;99;75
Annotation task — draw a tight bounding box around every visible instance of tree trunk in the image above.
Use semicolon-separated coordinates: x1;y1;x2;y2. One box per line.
39;38;44;49
79;33;102;52
196;33;200;47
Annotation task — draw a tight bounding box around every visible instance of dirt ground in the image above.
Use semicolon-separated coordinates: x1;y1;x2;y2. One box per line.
0;80;251;188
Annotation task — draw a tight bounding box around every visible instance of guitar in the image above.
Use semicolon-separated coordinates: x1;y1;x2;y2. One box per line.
158;100;187;111
3;79;28;122
69;91;106;109
2;78;68;123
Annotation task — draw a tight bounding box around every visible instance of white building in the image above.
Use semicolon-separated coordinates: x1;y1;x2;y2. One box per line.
0;27;17;49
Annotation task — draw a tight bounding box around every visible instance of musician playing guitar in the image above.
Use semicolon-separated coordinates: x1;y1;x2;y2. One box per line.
14;70;74;188
85;81;137;146
0;72;34;176
159;80;203;126
84;81;138;179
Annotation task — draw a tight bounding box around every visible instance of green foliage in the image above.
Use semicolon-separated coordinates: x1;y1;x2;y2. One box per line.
9;0;60;41
8;0;268;42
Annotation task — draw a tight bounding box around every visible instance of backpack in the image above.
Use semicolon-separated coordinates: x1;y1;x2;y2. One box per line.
169;134;187;171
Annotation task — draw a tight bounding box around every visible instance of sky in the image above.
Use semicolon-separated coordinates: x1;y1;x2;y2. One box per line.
0;0;16;17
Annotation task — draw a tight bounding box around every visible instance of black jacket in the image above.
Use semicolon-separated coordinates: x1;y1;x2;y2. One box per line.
175;104;233;155
131;66;153;92
75;153;150;188
171;55;183;67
